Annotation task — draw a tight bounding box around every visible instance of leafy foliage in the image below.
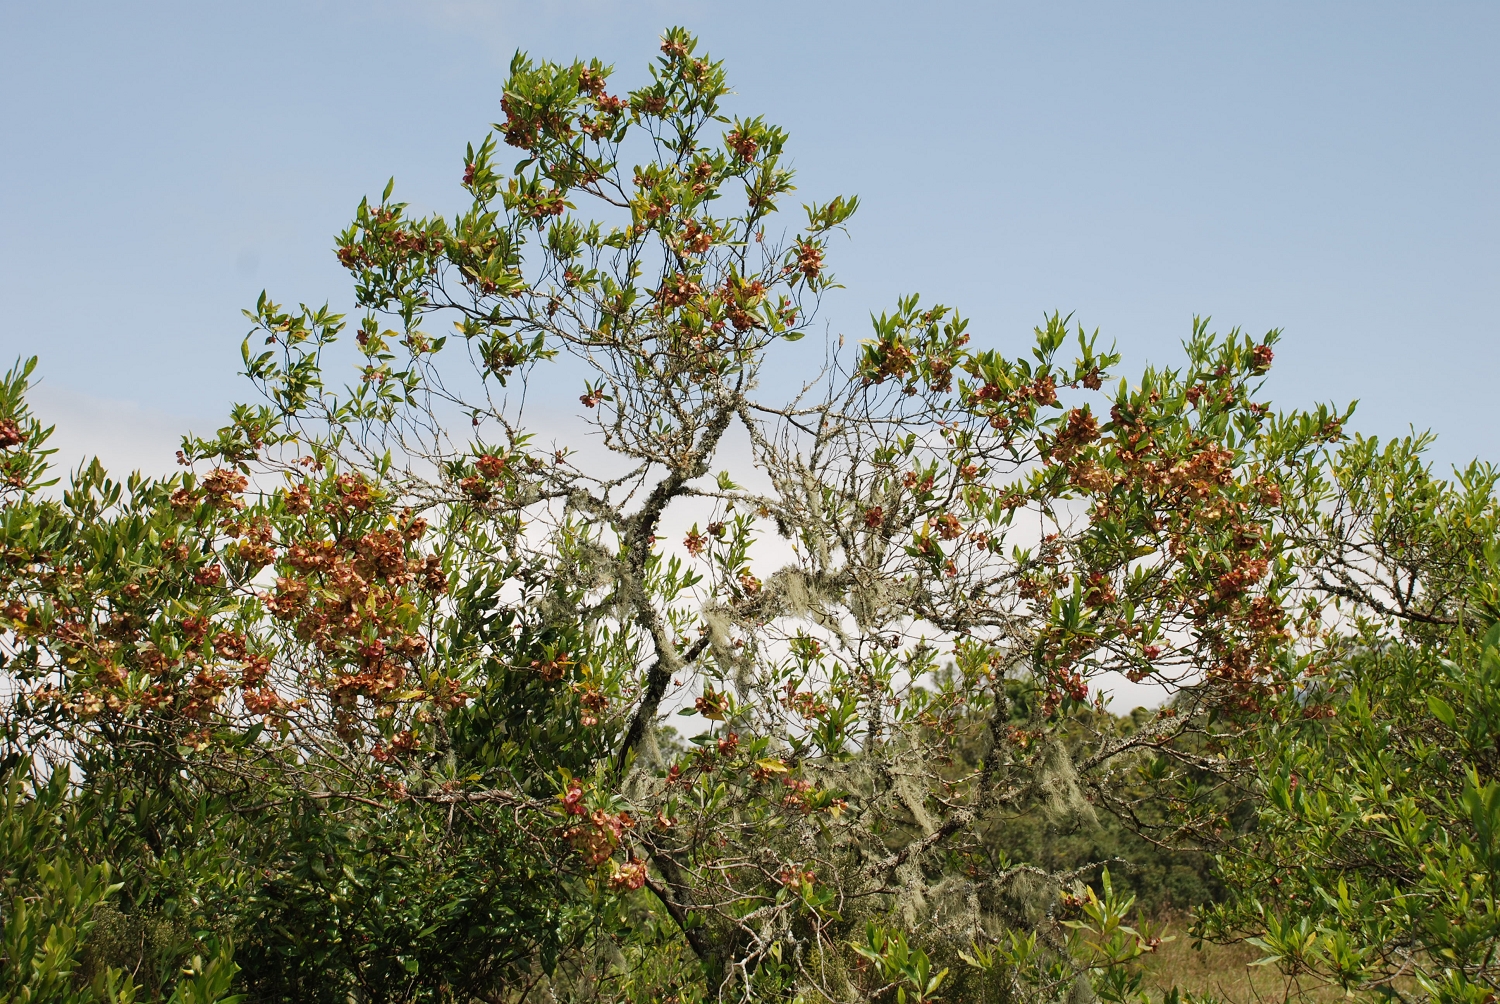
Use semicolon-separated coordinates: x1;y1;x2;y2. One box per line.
0;28;1493;1004
1196;436;1500;1004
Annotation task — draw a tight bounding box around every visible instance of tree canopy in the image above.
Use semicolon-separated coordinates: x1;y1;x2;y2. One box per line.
1;29;1496;1004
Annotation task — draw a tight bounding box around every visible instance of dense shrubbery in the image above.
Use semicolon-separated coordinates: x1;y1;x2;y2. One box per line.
1197;437;1500;1002
1;30;1495;1004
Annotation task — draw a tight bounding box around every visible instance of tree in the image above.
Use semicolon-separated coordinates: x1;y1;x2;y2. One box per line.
1193;435;1500;1004
0;28;1353;1003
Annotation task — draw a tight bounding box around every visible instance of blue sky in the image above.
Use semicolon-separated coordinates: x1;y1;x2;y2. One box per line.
1;1;1495;473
